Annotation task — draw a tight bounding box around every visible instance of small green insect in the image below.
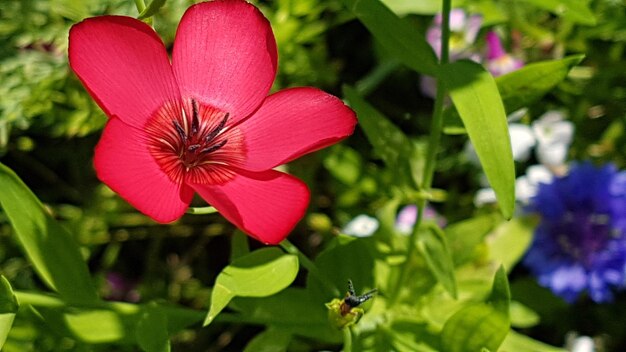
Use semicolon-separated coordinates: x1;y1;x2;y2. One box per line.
326;280;377;329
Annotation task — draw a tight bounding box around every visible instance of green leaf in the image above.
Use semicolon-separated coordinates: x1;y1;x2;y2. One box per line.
136;303;171;352
496;55;585;113
441;60;515;219
487;265;511;316
204;248;298;326
524;0;596;25
17;291;203;345
487;218;535;271
0;162;98;304
419;225;457;298
440;303;509;352
243;328;292;352
509;301;540;328
232;288;340;343
500;331;566;352
138;0;167;19
341;0;438;75
0;277;18;350
343;85;420;188
445;214;499;266
440;267;511;352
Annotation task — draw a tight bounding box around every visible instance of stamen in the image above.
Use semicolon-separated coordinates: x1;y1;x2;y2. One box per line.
200;139;228;154
173;120;187;141
191;99;199;135
187;144;201;152
205;113;229;143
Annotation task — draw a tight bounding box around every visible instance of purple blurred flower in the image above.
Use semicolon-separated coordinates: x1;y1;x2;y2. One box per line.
523;162;626;303
105;272;141;302
484;31;524;76
395;204;446;234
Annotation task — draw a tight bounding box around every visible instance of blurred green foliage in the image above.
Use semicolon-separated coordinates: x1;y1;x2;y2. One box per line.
0;0;624;350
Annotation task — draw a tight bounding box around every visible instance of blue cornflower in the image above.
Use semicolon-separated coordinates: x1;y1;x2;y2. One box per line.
523;162;626;303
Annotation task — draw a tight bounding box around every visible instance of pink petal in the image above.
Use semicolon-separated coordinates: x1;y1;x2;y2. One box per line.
238;87;357;171
94;118;193;222
172;0;277;124
69;16;180;128
191;170;310;244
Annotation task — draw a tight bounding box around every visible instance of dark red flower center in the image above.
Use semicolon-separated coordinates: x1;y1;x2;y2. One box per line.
145;98;246;185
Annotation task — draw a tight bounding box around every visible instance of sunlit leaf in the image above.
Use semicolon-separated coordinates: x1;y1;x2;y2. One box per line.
444;214;500;266
487;265;511;316
419;225;457;298
441;60;515;219
0;162;98;304
496;55;585;113
204;248;298;326
487;218;535;271
509;301;540;328
341;0;438;75
500;331;566;352
0;276;18;350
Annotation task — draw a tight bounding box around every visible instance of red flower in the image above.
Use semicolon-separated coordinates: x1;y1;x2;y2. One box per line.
68;0;356;244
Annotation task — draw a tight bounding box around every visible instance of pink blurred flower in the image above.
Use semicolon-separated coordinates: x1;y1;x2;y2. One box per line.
69;0;356;244
484;31;524;76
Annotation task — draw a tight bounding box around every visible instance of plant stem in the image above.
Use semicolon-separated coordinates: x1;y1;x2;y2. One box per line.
185;206;218;215
388;0;451;306
343;327;353;352
134;0;146;14
279;239;340;297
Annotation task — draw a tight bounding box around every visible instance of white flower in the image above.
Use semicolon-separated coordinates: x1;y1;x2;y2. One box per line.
569;336;595;352
509;123;536;162
532;111;574;166
342;215;379;238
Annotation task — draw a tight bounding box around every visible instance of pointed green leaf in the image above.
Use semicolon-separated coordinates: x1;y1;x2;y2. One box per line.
441;60;515;219
204;248;298;325
487;265;511;316
496;55;585;113
343;85;421;188
341;0;438;75
136;303;171;352
0;163;97;304
138;0;167;19
419;225;457;298
0;276;18;350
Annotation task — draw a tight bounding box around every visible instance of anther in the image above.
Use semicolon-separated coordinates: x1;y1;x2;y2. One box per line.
173;120;187;141
191;99;199;135
187;144;201;152
200;139;228;154
205;113;229;143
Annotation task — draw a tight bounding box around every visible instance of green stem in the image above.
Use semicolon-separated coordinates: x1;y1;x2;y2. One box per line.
279;240;340;297
134;0;146;14
343;327;353;352
186;206;218;215
388;0;451;306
